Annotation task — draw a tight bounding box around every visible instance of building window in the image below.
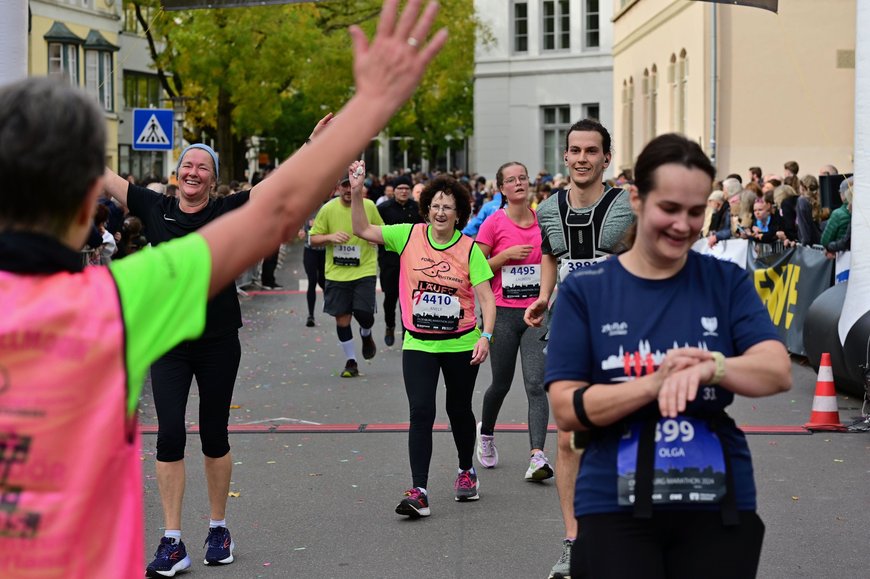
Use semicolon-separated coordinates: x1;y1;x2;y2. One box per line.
582;102;600;121
622;79;634;165
119;145;165;183
85;50;114;111
389;137;422;173
668;54;677;131
124;72;162;109
585;0;600;49
542;105;571;175
650;65;658;140
48;43;78;85
124;3;154;34
363;140;381;177
513;2;528;53
678;51;688;134
542;1;570;51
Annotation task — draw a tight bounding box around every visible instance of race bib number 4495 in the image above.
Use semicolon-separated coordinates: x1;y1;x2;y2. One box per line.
501;264;540;299
617;417;727;506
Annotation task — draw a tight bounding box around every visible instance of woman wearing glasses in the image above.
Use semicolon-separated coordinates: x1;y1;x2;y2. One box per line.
350;164;496;518
474;162;553;481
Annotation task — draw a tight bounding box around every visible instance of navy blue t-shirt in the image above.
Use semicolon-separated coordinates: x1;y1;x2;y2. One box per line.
545;251;781;516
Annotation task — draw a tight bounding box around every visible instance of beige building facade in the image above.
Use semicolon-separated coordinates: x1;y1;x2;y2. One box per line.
612;0;856;179
29;1;122;170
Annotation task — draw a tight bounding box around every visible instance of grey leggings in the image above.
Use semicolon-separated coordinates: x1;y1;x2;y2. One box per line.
480;306;549;450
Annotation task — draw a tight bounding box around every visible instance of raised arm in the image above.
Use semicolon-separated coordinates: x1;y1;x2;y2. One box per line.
249;112;334;201
349;160;384;244
103;167;130;206
197;0;447;297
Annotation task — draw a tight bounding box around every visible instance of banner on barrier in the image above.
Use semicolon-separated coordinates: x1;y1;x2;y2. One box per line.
693;240;833;355
835;251;851;284
745;245;833;356
691;238;748;267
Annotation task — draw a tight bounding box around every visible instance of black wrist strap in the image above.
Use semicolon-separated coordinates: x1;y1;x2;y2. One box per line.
572;385;596;429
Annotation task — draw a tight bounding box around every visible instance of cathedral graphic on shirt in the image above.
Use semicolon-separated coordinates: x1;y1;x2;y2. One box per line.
602;340;712;381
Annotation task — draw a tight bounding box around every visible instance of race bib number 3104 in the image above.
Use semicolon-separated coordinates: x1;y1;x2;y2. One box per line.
333;244;361;266
616;417;726;506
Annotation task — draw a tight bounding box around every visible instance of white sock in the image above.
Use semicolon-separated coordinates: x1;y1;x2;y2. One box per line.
360;327;372;337
417;487;428;495
340;339;356;361
458;467;476;475
209;519;226;529
164;530;181;543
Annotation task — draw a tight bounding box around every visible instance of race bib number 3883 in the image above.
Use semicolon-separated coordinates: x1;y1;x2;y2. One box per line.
616;417;727;506
559;256;607;282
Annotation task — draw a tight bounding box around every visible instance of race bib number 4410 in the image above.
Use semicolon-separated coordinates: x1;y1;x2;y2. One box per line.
617;417;726;506
412;291;461;331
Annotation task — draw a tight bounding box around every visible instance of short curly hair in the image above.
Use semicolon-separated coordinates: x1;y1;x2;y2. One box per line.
418;176;473;230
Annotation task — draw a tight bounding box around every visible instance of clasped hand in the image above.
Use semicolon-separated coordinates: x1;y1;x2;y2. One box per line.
654;348;716;418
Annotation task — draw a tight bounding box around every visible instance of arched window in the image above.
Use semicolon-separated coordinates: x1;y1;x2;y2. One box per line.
650;65;658;139
642;69;650;143
622;78;635;164
678;50;688;134
668;54;677;132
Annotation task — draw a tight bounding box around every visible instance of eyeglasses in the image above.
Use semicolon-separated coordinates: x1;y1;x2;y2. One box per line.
430;204;456;214
503;175;529;185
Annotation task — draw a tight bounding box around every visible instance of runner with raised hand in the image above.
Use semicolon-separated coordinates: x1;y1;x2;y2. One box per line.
0;2;446;577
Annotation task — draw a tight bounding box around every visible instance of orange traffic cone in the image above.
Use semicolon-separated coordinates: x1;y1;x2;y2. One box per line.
804;353;846;431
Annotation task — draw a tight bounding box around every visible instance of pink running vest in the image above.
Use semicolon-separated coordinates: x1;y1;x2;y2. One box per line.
399;224;477;336
0;267;142;578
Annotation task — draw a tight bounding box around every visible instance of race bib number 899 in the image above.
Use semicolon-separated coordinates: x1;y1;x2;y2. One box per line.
616;417;727;506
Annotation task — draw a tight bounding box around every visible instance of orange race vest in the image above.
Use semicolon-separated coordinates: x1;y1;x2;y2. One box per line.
399;224;477;338
0;266;142;578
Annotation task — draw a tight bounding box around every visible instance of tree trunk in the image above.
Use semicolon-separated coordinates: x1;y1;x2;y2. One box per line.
216;86;234;184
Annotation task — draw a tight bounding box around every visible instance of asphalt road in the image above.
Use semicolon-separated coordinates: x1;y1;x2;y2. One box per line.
139;241;869;579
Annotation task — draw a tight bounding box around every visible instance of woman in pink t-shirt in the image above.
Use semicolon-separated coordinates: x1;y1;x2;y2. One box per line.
474;161;553;480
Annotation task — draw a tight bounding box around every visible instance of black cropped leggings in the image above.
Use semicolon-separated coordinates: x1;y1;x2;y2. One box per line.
151;331;241;462
303;247;326;317
402;349;479;489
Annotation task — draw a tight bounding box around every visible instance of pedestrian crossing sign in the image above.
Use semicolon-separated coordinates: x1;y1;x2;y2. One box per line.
132;108;174;151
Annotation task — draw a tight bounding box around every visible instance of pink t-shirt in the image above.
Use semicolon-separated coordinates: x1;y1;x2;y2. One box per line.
476;208;542;308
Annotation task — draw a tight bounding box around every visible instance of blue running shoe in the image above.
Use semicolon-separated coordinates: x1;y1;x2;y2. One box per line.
146;537;191;577
203;526;235;565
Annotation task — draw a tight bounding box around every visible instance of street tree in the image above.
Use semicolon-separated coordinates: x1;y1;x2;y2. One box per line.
132;0;485;181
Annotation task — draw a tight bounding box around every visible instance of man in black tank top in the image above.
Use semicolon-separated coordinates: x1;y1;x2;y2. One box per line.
524;119;634;579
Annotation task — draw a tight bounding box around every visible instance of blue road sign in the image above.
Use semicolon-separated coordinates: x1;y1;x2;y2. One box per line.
132;108;174;151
